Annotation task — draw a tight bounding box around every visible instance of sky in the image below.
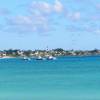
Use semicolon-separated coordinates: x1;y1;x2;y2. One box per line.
0;0;100;50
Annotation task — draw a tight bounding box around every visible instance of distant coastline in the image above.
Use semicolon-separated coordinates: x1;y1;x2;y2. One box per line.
0;48;100;58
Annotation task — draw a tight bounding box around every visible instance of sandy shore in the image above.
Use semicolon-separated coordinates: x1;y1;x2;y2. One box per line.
0;56;15;59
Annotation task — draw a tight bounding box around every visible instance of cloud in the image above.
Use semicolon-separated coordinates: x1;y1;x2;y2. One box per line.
83;25;100;34
8;15;32;25
30;1;52;14
66;23;100;34
73;12;81;20
4;14;51;35
4;16;35;34
3;0;98;37
66;26;83;32
96;3;100;9
0;8;10;16
66;25;89;32
91;15;100;20
67;12;81;21
95;29;100;34
3;0;64;35
29;0;63;15
54;0;63;13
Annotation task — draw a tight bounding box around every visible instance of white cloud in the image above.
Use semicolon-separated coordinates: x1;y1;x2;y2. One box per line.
54;0;63;13
2;0;84;36
9;15;32;25
10;0;63;35
30;1;52;14
41;2;52;13
67;12;81;20
5;16;35;34
5;14;50;35
73;12;80;20
30;0;63;14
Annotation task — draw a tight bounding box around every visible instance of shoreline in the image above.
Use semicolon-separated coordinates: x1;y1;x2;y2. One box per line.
0;56;16;59
0;48;100;58
1;54;100;59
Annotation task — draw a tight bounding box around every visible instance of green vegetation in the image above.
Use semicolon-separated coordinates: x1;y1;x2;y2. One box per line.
0;48;100;58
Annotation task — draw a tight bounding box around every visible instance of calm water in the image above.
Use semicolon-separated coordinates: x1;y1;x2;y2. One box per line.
0;56;100;100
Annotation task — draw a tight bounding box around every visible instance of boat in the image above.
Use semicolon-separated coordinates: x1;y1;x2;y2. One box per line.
36;56;45;60
47;55;56;60
23;57;31;61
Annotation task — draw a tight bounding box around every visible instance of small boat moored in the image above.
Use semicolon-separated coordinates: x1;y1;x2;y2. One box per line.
47;55;56;60
36;56;45;60
22;57;31;61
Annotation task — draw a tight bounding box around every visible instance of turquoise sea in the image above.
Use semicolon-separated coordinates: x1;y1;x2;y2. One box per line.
0;56;100;100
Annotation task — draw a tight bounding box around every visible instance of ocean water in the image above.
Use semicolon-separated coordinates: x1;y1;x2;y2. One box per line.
0;56;100;100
